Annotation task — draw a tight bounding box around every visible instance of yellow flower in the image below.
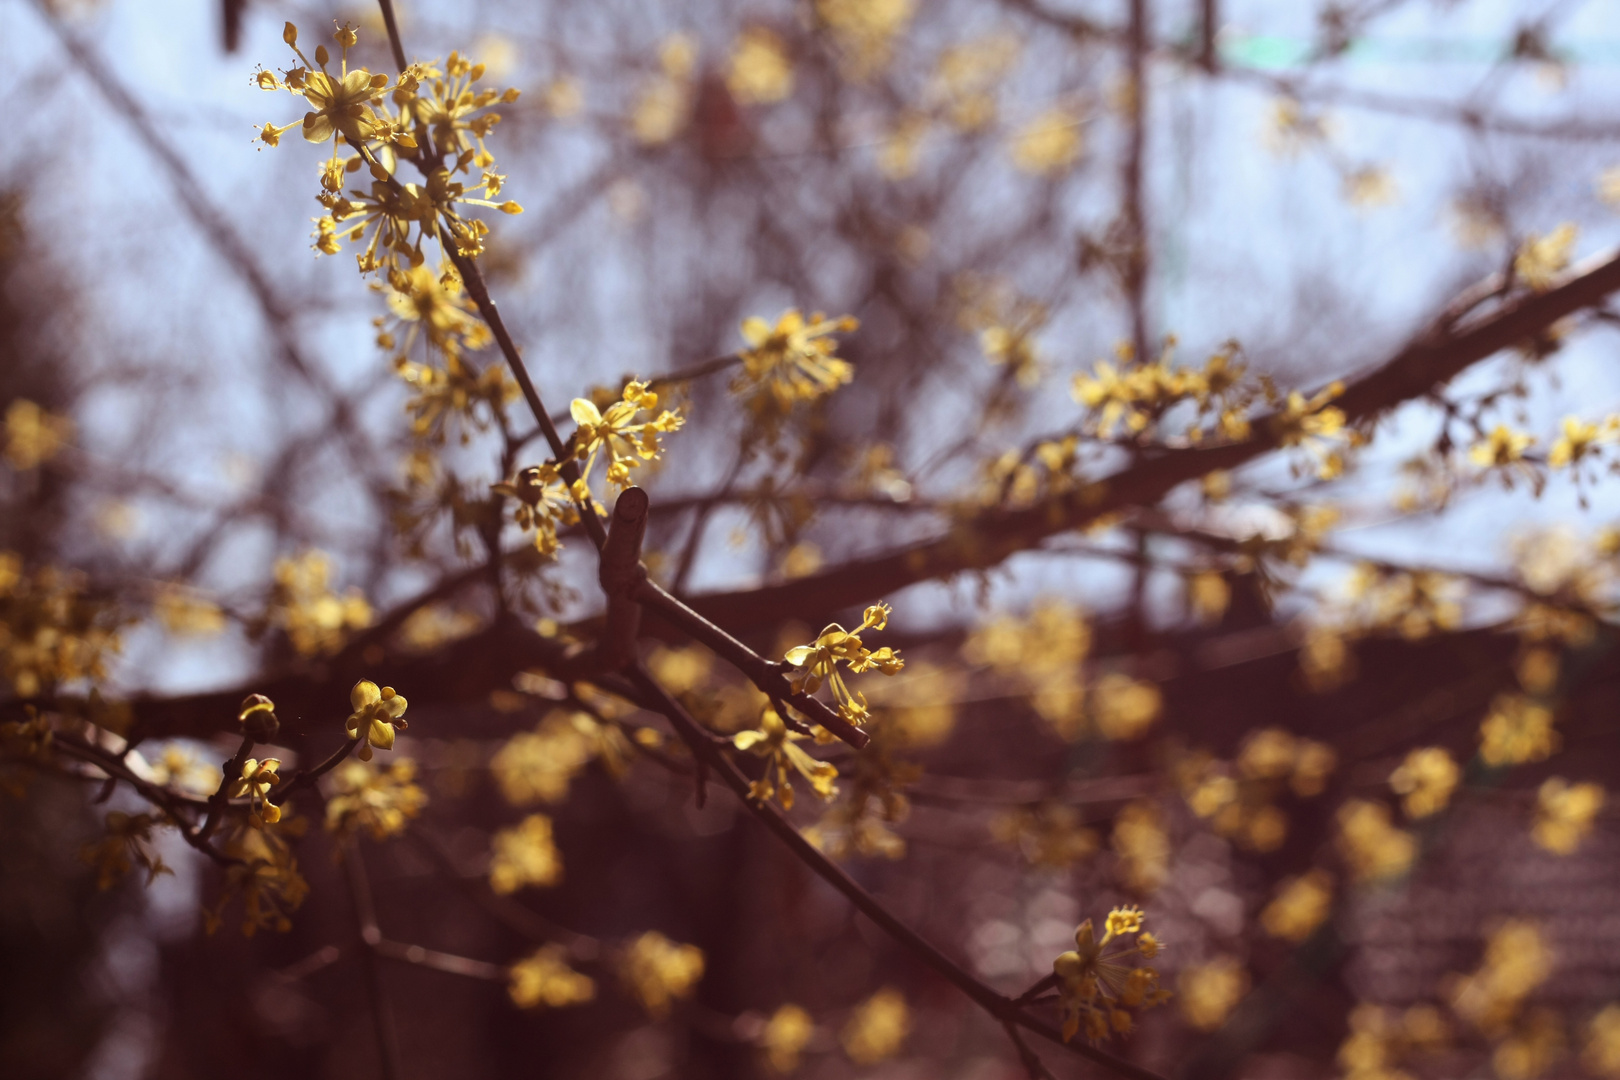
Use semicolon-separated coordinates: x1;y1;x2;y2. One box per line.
570;379;685;492
1389;747;1460;818
378;262;490;361
727;27;794;104
1469;424;1535;467
1112;799;1170;893
733;706;839;810
492;463;579;557
345;680;408;761
1515;223;1576;291
1549;414;1617;468
1532;777;1604;854
229;757;283;828
760;1004;815;1073
508;945;595;1009
1260;870;1335;942
783;603;904;727
1051;912;1168;1041
841;987;910;1064
1480;694;1559;767
734;309;858;427
620;931;704;1018
1344;165;1398;208
324;759;427;840
489;813;563;893
261;24;396;151
408;51;521;170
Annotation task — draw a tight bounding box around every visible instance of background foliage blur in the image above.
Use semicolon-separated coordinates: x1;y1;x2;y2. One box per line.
6;0;1620;1078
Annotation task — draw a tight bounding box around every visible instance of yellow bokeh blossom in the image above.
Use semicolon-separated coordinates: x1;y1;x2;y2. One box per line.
1515;223;1576;291
154;585;226;637
1389;746;1460;819
842;986;911;1063
991;801;1098;869
734;309;858;431
1009;107;1083;175
345;680;407;762
508;944;595;1009
727;27;794;104
1448;920;1553;1036
620;930;705;1018
1585;1004;1620;1077
1260;870;1335;942
1336;799;1415;883
760;1003;815;1073
816;0;914;80
1112;799;1170;893
1532;777;1604;855
490;712;604;806
270;551;371;656
3;399;72;469
488;813;563;894
1179;956;1249;1032
1091;673;1163;740
1480;694;1559;767
324;758;427;840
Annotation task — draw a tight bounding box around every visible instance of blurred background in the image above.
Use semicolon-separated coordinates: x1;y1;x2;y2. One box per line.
5;0;1620;1077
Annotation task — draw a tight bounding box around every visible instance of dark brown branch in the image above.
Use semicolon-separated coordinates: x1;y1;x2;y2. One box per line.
343;837;404;1080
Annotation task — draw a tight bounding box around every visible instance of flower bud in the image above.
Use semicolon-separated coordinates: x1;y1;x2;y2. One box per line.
238;693;280;741
283;22;298;45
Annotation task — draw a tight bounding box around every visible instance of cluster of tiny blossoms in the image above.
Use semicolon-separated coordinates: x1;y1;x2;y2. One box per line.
257;24;522;273
785;603;906;727
1051;906;1171;1041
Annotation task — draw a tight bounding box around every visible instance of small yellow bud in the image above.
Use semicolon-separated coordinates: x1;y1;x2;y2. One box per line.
470;63;487;81
499;201;524;214
335;25;358;49
370;72;389;89
283;21;298;45
501;87;521;103
315;44;330;67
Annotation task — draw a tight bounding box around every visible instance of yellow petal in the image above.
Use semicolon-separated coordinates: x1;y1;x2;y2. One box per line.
571;398;602;426
351;679;381;710
369;718;396;751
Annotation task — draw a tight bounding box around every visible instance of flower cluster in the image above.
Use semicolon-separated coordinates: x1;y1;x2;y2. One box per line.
570;380;685;494
508;945;595;1010
492;463;579;557
1072;338;1258;445
0;554;124;698
1051;906;1170;1041
267;550;371;657
733;705;840;810
324;758;428;840
784;603;905;727
489;813;563;894
733;309;858;436
619;931;705;1019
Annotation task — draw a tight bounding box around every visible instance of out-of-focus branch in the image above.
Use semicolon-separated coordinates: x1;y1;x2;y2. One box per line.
343;837;404;1080
682;249;1620;631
